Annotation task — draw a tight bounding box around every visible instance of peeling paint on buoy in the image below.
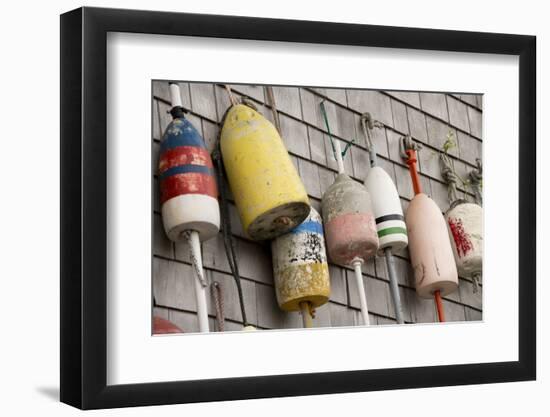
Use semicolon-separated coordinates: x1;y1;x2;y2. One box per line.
159;116;220;242
220;104;310;241
321;173;379;266
271;208;330;312
446;202;483;278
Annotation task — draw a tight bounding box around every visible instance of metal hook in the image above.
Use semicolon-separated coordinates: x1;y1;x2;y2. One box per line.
400;134;421;160
360;112;384;166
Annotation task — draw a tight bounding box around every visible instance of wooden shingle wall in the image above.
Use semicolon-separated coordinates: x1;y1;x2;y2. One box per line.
152;81;483;332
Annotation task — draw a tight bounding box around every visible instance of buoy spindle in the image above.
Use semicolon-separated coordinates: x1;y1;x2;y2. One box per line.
186;230;209;332
333;138;345;174
384;247;405;324
434;290;446;322
353;259;370;325
299;302;313;328
405;149;422;195
169;83;183;108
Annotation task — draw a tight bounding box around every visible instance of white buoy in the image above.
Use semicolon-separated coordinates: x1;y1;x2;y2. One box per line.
361;113;408;324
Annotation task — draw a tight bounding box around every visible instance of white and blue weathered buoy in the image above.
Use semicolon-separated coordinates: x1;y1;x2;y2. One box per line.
271;208;330;313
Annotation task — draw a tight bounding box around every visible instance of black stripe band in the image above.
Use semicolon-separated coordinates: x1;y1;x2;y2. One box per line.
375;214;405;224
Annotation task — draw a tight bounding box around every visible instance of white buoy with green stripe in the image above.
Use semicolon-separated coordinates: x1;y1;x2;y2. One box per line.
361;113;408;324
366;168;408;252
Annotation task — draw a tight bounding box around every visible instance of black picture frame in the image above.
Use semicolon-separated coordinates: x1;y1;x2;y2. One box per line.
60;6;536;410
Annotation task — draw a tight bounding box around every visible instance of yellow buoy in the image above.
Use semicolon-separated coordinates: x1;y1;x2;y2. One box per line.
220;104;310;240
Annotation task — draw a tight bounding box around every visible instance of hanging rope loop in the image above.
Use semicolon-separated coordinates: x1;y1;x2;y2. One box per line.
211;281;226;332
469;158;483;206
240;96;258;111
224;85;238;106
360;112;383;167
440;152;460;204
360;112;383;151
181;230;207;287
265;86;282;134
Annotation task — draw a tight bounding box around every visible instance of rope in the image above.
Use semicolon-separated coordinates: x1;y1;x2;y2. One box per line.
265;86;282;135
211;113;250;328
181;230;207;287
240;97;258;112
211;281;225;332
440;152;460;205
360;112;383;167
469;158;483;206
224;85;238;106
319;100;355;161
471;271;481;294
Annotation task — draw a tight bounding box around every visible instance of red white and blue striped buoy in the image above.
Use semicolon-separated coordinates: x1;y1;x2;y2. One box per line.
159;101;220;243
158;83;220;333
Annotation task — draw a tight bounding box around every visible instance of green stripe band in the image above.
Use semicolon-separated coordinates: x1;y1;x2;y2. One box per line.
378;227;407;238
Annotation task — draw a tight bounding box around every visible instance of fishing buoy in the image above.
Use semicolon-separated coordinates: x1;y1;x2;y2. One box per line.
406;194;459;298
153;316;182;334
441;154;483;291
319;102;378;326
361;113;408;324
365;166;408;253
447;202;483;282
271;208;331;322
323;174;379;266
220;102;310;241
159;87;220;242
159;83;220;333
402;135;458;321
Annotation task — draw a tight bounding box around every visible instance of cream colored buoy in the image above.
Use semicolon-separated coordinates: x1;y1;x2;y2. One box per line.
440;154;483;292
402;135;458;321
406;194;459;298
446;202;483;283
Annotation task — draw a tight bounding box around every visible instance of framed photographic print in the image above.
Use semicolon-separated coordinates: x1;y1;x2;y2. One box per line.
60;6;536;410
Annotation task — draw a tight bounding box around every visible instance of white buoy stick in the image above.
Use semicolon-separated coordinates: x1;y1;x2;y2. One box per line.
188;230;209;333
334;139;345;174
169;83;183;108
352;259;370;325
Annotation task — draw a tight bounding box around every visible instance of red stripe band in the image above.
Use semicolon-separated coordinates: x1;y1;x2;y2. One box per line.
159;146;213;175
160;173;218;204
